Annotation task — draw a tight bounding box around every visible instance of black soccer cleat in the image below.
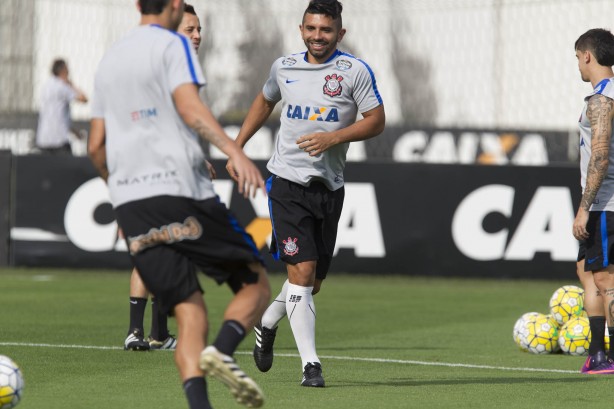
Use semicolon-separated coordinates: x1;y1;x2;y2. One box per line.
253;322;277;372
124;328;150;351
301;362;325;387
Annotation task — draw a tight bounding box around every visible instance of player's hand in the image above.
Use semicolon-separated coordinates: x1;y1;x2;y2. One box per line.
296;132;336;156
225;159;240;183
228;153;265;198
205;160;217;180
573;208;589;241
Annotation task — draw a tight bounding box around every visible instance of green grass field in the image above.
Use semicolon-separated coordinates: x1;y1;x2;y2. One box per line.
0;268;609;409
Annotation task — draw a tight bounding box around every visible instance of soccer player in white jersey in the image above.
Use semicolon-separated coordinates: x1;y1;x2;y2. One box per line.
88;1;270;408
573;28;614;374
123;2;206;353
226;0;385;387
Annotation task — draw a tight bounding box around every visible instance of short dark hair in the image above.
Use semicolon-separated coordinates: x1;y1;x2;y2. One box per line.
303;0;343;28
575;28;614;67
184;3;196;15
138;0;170;15
51;59;67;76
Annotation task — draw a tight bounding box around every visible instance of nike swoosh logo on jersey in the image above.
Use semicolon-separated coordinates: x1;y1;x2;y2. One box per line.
285;79;299;83
587;257;599;264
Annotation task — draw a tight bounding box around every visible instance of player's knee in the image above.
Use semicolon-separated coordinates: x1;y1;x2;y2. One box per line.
592;271;614;292
287;261;316;286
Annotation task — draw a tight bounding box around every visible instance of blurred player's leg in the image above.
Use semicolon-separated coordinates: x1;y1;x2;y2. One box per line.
201;265;269;407
174;291;212;409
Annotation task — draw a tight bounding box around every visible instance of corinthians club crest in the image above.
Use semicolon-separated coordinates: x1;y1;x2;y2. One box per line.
282;237;299;256
323;73;343;97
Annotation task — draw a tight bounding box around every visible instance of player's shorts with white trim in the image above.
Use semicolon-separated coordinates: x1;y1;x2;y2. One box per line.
266;175;344;280
578;210;614;271
115;195;264;314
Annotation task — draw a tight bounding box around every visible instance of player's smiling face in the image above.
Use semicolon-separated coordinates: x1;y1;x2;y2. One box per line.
300;13;346;64
179;13;202;51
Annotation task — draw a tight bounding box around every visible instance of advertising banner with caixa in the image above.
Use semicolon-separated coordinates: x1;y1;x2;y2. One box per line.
6;156;580;279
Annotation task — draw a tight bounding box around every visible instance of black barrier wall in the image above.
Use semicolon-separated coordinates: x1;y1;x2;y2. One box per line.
0;151;11;266
9;156;582;279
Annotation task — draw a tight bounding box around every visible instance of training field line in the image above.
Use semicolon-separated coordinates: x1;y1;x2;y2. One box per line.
0;341;578;374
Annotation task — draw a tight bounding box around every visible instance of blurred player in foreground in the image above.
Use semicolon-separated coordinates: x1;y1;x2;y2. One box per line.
573;27;614;374
226;0;384;388
88;0;270;407
123;2;207;353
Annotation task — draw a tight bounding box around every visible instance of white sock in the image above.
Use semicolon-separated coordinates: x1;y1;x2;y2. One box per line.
261;280;288;329
286;283;319;369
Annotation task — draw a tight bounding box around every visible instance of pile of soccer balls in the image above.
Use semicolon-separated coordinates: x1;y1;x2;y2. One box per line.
513;285;609;355
0;355;24;409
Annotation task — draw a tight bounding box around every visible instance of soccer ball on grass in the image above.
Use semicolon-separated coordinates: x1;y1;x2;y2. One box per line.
513;312;545;351
521;315;560;354
558;316;590;356
549;285;584;326
0;356;24;409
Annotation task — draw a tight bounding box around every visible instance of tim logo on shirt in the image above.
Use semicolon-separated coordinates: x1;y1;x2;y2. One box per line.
131;107;158;122
286;104;339;122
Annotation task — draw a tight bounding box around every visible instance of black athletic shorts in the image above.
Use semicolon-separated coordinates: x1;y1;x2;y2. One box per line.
115;195;263;314
266;175;344;280
578;210;614;271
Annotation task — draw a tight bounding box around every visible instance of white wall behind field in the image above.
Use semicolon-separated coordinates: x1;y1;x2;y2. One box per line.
27;0;614;130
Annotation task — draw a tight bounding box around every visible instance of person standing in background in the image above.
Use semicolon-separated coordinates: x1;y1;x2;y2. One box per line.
36;58;87;155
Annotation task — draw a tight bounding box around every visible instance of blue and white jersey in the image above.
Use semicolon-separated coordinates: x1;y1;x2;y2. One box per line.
579;77;614;211
91;24;213;207
263;49;383;191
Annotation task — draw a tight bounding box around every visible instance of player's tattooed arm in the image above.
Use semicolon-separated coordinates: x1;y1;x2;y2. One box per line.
173;84;230;151
191;118;228;151
581;94;614;210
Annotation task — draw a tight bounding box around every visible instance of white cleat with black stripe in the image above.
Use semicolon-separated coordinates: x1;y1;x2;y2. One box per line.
200;345;264;408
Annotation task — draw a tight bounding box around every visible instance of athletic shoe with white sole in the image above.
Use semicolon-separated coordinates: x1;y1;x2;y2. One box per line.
148;335;177;350
301;362;325;387
253;322;277;372
200;345;264;408
124;328;150;351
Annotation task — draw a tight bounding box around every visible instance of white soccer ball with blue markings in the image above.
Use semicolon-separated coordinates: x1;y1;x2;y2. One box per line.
513;312;546;352
0;355;24;409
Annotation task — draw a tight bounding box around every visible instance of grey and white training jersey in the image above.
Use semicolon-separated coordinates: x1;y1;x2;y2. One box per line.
36;76;77;148
579;77;614;211
91;24;214;207
263;49;383;191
